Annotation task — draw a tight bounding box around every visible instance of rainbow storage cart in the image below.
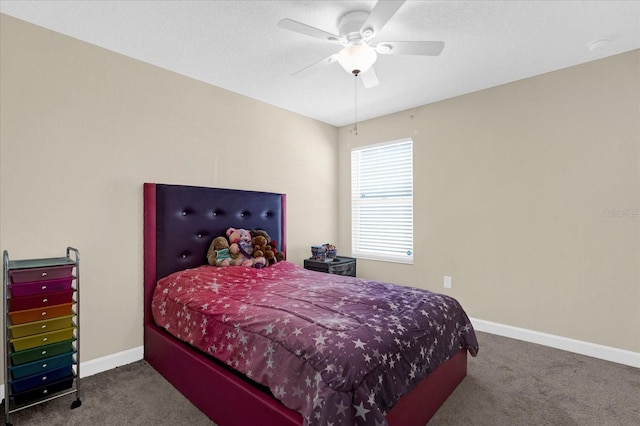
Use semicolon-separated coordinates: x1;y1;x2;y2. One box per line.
3;248;81;425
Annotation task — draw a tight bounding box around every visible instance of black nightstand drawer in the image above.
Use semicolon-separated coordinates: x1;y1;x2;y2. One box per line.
304;256;356;277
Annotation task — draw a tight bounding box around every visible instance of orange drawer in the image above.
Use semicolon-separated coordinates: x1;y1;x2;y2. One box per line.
9;303;74;325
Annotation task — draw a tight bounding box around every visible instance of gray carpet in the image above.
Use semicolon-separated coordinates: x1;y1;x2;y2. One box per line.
3;332;639;425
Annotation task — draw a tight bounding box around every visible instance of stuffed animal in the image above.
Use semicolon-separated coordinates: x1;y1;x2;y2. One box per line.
227;227;254;267
270;239;285;263
251;229;284;265
251;229;271;243
253;255;267;268
251;235;275;265
207;236;232;267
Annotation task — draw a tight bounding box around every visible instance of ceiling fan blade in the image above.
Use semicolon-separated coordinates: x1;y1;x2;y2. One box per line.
278;18;341;43
376;40;445;56
360;0;406;37
360;67;379;88
292;54;338;77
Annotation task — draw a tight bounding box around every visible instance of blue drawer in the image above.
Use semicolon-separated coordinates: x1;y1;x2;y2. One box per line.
10;365;74;393
12;375;74;406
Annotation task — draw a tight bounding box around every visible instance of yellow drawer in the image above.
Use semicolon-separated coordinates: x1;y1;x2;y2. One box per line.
9;315;74;339
11;327;76;352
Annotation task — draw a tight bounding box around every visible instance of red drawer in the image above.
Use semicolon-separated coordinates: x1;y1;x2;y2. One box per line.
9;277;74;297
9;290;75;311
9;264;74;283
9;303;74;325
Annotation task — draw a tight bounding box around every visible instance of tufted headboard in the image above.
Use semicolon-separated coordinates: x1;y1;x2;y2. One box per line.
143;183;286;326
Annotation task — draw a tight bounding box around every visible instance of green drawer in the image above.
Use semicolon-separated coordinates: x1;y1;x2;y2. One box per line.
10;351;75;379
11;327;75;352
10;339;75;365
9;315;74;339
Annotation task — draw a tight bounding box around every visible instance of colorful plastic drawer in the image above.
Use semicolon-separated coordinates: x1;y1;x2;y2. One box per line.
9;264;74;283
11;327;75;352
9;276;74;297
9;289;75;311
9;303;74;325
10;365;74;393
10;339;75;365
9;315;74;339
12;375;74;405
10;352;75;380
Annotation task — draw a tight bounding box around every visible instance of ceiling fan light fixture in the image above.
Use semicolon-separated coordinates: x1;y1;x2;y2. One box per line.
337;44;378;74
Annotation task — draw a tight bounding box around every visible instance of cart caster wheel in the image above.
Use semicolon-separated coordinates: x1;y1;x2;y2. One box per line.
71;399;82;409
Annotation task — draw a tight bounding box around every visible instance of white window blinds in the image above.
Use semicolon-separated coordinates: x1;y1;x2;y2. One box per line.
351;139;413;264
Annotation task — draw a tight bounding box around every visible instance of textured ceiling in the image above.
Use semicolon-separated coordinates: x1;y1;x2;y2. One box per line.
1;1;639;127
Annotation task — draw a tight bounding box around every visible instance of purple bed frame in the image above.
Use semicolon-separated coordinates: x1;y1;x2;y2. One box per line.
143;183;468;426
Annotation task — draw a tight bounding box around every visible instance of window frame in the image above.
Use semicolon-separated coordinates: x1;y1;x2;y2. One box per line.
350;138;414;264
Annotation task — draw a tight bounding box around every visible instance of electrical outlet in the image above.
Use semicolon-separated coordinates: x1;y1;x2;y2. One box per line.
444;275;452;289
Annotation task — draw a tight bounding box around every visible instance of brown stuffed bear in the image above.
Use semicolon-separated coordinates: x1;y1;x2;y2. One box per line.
270;239;285;263
251;229;271;243
251;235;274;264
251;229;284;265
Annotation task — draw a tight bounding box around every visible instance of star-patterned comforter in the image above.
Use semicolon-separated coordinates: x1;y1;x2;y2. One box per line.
152;261;478;426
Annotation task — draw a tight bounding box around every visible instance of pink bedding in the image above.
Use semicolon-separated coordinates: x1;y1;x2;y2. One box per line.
152;261;478;426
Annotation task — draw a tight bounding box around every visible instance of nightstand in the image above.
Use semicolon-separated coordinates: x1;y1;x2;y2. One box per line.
304;256;356;277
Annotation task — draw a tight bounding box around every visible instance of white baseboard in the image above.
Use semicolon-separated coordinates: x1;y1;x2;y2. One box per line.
1;345;144;400
79;345;144;378
470;317;640;368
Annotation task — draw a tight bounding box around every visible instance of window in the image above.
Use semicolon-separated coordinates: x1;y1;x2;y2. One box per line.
351;139;413;264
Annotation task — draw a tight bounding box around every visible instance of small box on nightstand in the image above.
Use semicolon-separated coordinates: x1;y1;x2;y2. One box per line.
304;256;356;277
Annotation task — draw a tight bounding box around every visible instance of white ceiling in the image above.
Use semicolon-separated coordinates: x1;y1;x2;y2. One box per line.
1;1;639;127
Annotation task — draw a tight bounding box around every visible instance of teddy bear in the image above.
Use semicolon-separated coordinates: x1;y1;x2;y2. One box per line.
226;227;254;267
270;239;285;263
207;236;232;267
251;235;274;265
251;229;284;265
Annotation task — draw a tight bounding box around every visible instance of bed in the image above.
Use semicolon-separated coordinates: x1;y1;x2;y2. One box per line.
143;183;478;426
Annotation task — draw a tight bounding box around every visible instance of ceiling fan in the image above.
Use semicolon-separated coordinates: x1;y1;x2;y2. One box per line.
278;0;444;88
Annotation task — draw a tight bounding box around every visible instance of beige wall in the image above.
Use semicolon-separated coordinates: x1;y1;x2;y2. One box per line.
338;50;640;353
1;12;638;381
0;14;338;375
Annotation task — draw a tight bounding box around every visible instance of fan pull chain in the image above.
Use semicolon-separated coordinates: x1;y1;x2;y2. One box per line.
353;70;359;136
